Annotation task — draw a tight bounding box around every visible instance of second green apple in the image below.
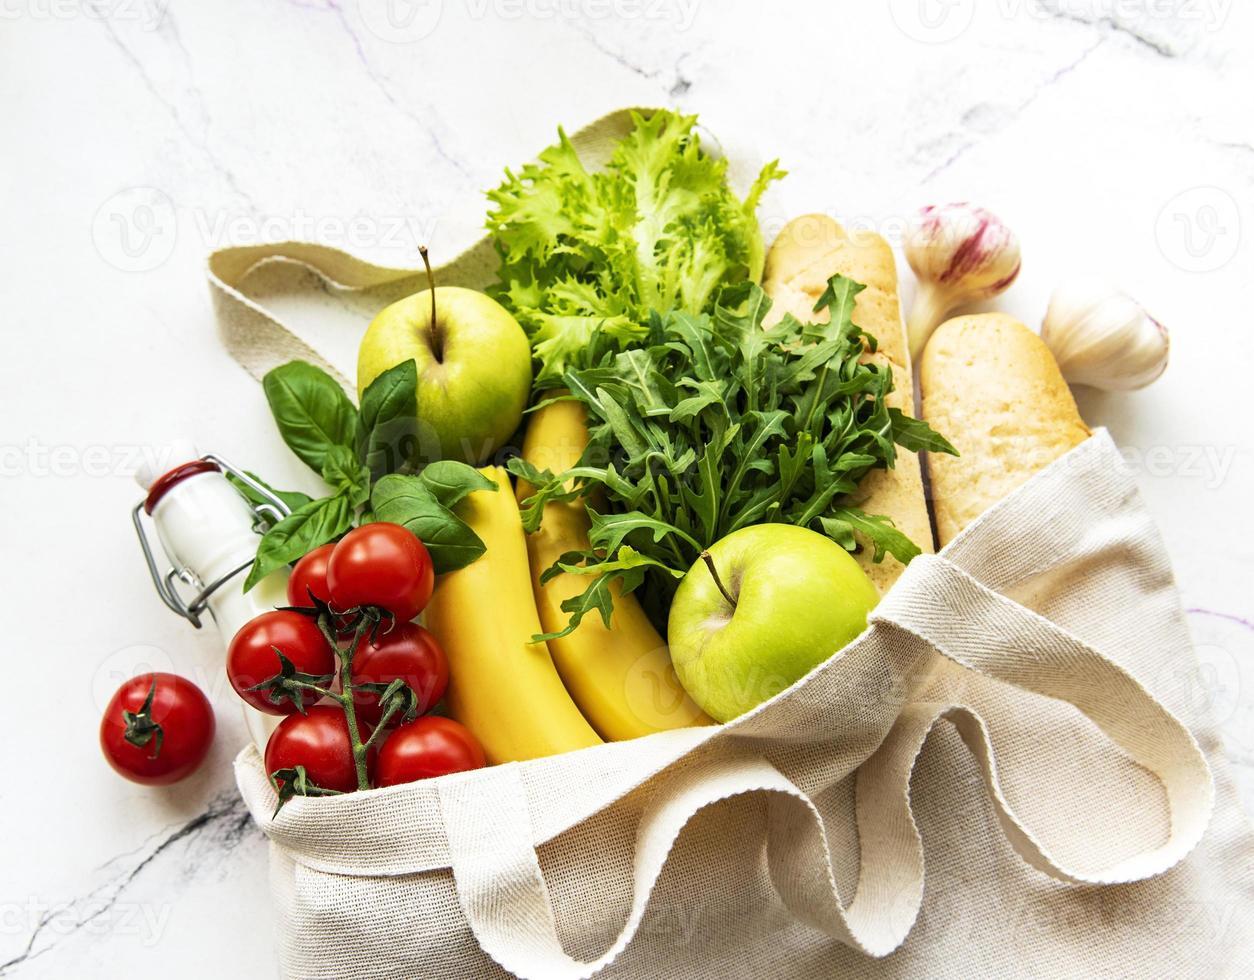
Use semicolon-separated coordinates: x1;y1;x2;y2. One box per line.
358;286;532;466
668;524;880;723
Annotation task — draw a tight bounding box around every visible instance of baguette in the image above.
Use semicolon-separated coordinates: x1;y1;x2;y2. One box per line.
763;214;932;593
919;313;1091;546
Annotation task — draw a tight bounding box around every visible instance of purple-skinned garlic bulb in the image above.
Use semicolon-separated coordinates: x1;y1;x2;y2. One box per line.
904;203;1021;359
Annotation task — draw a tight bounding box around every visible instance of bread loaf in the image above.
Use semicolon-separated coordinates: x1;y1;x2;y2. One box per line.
763;215;931;593
919;313;1091;546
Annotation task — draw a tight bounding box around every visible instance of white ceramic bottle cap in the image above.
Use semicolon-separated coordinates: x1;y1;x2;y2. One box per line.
134;439;201;490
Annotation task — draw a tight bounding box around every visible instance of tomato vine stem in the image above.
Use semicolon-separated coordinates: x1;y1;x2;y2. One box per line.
314;613;374;792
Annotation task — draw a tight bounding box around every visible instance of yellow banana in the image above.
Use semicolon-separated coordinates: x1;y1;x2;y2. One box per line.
517;397;712;741
423;466;602;764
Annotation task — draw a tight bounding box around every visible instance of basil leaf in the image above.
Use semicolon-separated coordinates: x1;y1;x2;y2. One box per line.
371;475;487;574
263;361;359;474
244;494;354;592
357;359;419;479
419;461;497;510
227;472;313;520
320;445;371;507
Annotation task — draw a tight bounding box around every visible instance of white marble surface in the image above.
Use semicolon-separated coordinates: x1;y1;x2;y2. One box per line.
2;1;1252;976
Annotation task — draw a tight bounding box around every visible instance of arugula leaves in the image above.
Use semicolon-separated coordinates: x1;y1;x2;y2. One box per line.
509;275;957;637
243;359;495;590
486;110;785;383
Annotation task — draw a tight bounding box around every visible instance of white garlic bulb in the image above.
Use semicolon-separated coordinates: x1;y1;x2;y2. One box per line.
904;203;1022;360
1041;279;1169;391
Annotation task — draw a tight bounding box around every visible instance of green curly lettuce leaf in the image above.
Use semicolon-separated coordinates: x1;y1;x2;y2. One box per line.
486;110;784;382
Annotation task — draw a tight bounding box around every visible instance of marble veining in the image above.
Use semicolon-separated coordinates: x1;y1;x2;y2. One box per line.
2;1;1251;976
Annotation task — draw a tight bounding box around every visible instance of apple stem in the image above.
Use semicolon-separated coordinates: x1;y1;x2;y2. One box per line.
700;551;737;609
419;245;445;363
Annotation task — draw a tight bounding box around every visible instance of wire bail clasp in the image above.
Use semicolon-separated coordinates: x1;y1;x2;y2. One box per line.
131;454;292;628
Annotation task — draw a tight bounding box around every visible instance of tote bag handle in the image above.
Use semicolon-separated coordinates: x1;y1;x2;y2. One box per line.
437;553;1213;979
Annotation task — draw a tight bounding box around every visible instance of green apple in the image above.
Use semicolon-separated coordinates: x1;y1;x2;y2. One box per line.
667;524;880;722
357;286;532;466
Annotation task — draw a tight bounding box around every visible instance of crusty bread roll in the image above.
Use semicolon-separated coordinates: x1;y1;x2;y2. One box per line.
763;214;931;593
920;313;1091;546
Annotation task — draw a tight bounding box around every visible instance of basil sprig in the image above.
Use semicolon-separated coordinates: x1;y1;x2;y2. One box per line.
242;359;495;591
509;275;958;639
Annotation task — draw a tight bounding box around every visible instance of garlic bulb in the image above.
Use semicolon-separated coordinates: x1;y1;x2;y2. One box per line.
904;203;1021;359
1041;279;1169;391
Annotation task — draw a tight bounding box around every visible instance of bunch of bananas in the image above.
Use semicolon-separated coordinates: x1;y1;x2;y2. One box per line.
423;401;710;764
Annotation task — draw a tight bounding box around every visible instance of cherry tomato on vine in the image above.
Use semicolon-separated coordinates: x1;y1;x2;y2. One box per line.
327;523;434;622
286;542;336;607
264;705;370;795
287;543;358;638
351;622;449;727
375;716;486;787
100;673;215;786
227;611;335;715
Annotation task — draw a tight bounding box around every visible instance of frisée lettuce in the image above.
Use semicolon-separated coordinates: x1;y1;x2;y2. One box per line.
486;110;784;382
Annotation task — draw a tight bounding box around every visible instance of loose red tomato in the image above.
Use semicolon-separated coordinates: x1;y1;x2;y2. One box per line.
100;673;215;786
350;622;449;726
375;716;486;787
286;542;336;607
264;705;370;794
227;611;336;715
327;523;434;622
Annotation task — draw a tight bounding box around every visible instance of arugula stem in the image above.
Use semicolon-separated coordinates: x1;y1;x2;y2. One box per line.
700;551;737;609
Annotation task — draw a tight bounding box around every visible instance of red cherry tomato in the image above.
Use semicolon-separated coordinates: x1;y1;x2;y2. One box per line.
100;673;215;786
286;542;336;607
375;716;486;787
327;523;434;622
287;543;358;638
264;705;369;794
350;622;449;727
227;611;336;715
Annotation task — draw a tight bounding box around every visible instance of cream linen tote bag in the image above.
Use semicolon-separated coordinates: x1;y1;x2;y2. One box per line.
210;109;1253;979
